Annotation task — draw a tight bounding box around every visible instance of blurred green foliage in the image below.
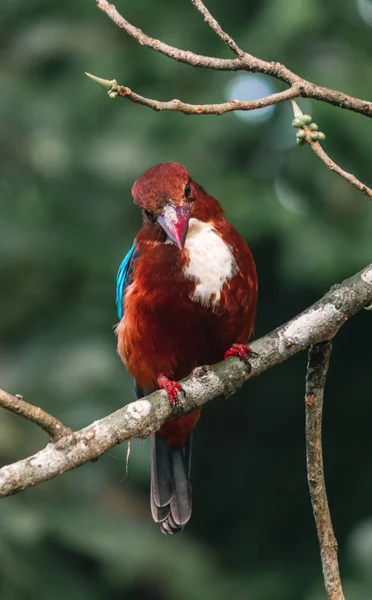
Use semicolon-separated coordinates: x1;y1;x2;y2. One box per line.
0;0;371;598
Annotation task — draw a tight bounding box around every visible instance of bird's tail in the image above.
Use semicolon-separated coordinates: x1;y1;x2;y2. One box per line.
150;433;192;535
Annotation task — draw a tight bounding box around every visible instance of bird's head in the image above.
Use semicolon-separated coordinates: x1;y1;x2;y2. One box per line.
132;162;194;249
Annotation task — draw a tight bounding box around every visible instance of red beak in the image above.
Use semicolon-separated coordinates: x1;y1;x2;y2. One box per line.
157;202;191;249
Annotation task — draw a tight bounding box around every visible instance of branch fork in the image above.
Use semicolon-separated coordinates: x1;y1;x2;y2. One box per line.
90;0;372;202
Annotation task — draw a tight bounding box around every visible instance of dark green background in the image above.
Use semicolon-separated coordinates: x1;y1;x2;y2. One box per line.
1;0;371;598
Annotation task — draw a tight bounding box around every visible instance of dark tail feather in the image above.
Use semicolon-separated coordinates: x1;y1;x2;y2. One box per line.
150;433;192;534
170;451;192;527
151;435;173;508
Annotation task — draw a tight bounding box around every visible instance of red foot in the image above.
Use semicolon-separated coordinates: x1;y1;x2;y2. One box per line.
157;374;184;409
224;343;256;364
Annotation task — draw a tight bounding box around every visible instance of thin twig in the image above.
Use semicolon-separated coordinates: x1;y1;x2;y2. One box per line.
290;100;372;202
305;343;345;600
191;0;244;57
0;264;370;499
86;73;372;201
0;389;71;441
96;0;372;118
95;1;372;203
112;84;299;114
306;133;372;201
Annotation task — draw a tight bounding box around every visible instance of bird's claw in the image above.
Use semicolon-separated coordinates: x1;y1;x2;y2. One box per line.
224;343;257;365
157;374;184;410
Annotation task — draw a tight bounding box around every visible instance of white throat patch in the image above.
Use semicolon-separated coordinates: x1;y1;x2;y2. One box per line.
183;218;238;307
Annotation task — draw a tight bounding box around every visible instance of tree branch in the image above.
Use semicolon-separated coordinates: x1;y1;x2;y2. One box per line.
92;1;372;202
191;0;244;57
85;73;372;202
0;389;71;441
290;101;372;202
96;0;372;118
107;82;299;115
0;264;370;499
306;135;372;201
305;342;345;600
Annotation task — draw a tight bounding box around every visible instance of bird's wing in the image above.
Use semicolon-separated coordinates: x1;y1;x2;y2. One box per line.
116;242;144;397
116;242;138;320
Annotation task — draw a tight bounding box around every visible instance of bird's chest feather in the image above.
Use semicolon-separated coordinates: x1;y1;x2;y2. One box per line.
118;217;256;384
183;218;238;307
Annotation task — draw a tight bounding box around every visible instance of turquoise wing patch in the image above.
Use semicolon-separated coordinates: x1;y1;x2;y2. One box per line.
116;242;137;320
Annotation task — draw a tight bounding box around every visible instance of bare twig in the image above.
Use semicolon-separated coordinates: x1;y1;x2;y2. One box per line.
0;389;71;441
96;0;372;118
290;101;372;202
307;135;372;201
191;0;244;57
111;83;299;114
94;0;372;202
85;73;372;202
0;264;370;499
305;343;345;600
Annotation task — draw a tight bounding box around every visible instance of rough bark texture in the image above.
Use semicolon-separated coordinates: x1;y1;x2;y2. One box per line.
0;389;71;440
0;264;370;499
305;343;345;600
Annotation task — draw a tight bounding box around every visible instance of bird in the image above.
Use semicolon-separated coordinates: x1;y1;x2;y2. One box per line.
115;162;258;534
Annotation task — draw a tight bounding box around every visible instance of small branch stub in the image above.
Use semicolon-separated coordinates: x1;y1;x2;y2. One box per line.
0;389;71;441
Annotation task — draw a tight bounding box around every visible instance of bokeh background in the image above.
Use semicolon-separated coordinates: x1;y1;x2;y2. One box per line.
1;0;371;598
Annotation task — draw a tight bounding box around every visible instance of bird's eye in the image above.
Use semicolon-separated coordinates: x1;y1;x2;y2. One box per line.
184;183;191;198
144;209;155;222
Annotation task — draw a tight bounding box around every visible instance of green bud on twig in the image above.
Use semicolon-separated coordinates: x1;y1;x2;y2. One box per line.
85;72;118;90
296;129;306;139
310;132;319;141
301;114;312;125
291;100;304;120
317;132;326;141
292;118;303;128
296;138;305;145
309;123;318;131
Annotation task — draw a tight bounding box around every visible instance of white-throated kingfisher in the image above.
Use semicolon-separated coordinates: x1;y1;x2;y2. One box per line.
116;163;258;534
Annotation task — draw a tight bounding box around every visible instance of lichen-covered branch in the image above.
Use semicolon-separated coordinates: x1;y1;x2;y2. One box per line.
0;264;370;499
305;343;345;600
96;0;372;118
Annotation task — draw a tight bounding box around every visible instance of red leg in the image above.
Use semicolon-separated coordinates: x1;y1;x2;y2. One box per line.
224;343;257;364
157;374;184;409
